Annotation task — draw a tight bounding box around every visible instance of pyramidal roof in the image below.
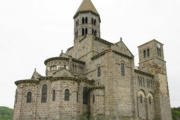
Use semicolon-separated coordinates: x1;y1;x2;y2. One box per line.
74;0;99;17
31;69;42;80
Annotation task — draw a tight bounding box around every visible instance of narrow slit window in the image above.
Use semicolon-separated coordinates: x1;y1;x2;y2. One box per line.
52;90;56;101
41;84;47;103
149;97;152;104
27;92;32;103
82;28;85;36
97;66;101;77
121;63;125;76
64;89;70;101
85;28;88;35
143;50;146;58
83;87;88;104
147;48;150;57
93;94;95;104
85;17;88;24
140;95;143;103
157;48;161;57
94;19;96;25
82;17;85;24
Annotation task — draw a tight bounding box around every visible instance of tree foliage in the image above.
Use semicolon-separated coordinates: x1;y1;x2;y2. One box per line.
172;107;180;120
0;106;13;120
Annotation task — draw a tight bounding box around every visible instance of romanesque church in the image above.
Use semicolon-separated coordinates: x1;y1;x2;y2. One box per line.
13;0;172;120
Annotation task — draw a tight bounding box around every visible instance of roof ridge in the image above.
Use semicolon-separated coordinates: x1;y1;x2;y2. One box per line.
74;0;99;17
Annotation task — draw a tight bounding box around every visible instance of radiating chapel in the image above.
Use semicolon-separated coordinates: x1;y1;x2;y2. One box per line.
13;0;172;120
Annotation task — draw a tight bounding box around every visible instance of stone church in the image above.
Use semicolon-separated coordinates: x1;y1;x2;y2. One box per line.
13;0;172;120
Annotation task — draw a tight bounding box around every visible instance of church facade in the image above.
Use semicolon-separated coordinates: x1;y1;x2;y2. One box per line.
13;0;172;120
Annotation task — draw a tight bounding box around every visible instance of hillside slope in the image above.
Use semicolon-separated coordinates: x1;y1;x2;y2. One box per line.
0;106;13;120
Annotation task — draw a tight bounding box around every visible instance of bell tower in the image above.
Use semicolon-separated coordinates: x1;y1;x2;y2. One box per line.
138;39;172;120
138;39;166;75
73;0;101;43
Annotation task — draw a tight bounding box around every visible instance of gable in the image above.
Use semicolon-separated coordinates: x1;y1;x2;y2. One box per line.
31;69;42;80
53;69;74;78
111;40;133;58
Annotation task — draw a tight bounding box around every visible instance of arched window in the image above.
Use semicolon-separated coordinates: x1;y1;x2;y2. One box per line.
27;92;32;103
51;65;57;71
82;17;85;24
41;84;47;103
97;66;101;77
93;94;95;104
85;28;88;35
52;90;56;101
85;17;88;24
147;48;150;57
94;19;96;25
157;48;161;57
64;89;70;101
159;49;161;56
143;50;146;58
83;87;88;104
121;63;125;76
94;30;97;36
82;28;85;36
149;97;152;104
137;91;146;119
140;95;143;103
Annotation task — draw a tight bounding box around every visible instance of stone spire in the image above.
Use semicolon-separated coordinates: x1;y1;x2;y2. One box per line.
74;0;99;18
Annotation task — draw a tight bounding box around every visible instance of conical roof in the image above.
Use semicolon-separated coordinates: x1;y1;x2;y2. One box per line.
74;0;99;17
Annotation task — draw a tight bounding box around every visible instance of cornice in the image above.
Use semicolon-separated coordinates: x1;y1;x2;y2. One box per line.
15;79;39;85
112;50;133;59
15;77;94;86
44;57;69;65
44;57;85;65
94;37;113;46
134;69;154;78
73;11;101;22
91;49;109;60
89;86;105;91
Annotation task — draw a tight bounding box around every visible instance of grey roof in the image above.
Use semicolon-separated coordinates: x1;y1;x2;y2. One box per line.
74;0;99;17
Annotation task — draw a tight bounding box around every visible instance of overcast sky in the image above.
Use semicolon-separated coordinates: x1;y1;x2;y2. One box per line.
0;0;179;108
